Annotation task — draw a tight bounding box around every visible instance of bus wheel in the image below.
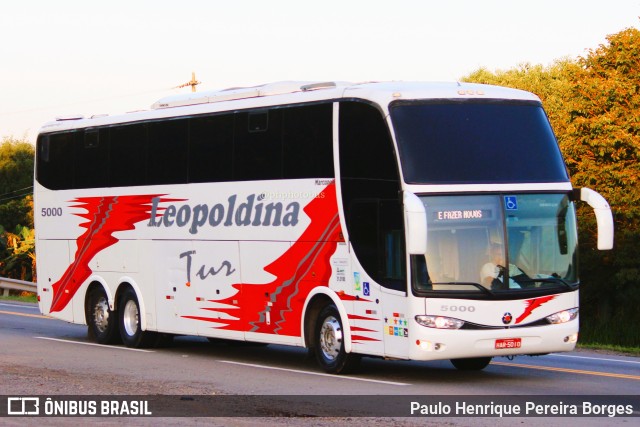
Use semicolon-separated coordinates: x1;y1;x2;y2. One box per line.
118;288;156;348
314;304;360;374
450;357;492;370
87;287;120;344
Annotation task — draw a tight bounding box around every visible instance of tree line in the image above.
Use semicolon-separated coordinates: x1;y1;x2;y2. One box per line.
0;137;35;282
1;27;638;346
463;27;640;347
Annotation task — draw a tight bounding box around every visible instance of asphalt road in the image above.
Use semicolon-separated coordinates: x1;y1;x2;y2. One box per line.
1;300;638;426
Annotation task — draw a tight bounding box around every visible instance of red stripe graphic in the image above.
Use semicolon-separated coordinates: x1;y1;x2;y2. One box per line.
351;326;378;333
184;182;343;336
50;194;178;313
337;293;372;302
515;295;557;324
351;335;381;343
347;314;379;322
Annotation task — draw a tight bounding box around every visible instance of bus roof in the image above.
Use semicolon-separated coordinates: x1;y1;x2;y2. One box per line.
38;81;541;134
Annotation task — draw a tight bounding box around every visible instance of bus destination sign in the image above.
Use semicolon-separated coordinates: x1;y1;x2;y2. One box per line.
434;209;492;221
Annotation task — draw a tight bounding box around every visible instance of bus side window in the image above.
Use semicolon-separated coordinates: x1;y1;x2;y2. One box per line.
76;129;109;189
339;101;406;291
189;114;234;183
37;132;76;190
148;119;188;185
282;103;334;179
109;123;148;187
234;109;283;181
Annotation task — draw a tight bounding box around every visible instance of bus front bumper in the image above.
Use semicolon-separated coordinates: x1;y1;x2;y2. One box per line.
408;320;578;361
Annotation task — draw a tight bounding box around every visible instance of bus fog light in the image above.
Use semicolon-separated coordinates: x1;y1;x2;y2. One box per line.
416;340;445;351
564;333;578;343
546;308;578;324
417;340;433;351
415;315;464;329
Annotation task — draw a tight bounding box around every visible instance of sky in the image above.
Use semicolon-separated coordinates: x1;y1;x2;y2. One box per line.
1;0;639;143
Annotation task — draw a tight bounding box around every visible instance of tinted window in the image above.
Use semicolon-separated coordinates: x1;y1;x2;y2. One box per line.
282;103;333;179
76;128;109;188
390;101;569;184
234;110;283;181
340;102;397;181
189;114;234;183
148;119;188;185
339;101;405;290
110;124;147;187
37;132;75;190
35;102;335;190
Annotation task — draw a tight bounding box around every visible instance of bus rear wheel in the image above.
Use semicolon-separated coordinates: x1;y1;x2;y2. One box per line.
118;288;157;348
87;287;120;344
314;304;360;374
450;357;492;370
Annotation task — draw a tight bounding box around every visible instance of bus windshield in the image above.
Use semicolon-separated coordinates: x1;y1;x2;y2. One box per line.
412;194;579;295
390;100;569;184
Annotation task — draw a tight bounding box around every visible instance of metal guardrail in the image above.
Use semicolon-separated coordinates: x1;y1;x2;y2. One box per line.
0;277;37;296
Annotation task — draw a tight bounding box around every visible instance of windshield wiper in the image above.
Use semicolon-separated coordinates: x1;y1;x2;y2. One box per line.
431;282;495;296
516;276;574;291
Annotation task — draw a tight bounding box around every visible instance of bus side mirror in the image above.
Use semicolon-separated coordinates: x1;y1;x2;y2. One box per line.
403;191;427;255
576;188;614;250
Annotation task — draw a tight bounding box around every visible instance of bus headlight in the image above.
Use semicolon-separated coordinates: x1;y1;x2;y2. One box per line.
546;308;579;324
415;315;464;329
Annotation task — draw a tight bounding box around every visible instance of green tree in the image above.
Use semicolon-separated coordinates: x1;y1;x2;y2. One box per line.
0;195;33;231
0;137;35;281
563;28;640;346
0;224;35;281
0;137;34;198
565;28;640;222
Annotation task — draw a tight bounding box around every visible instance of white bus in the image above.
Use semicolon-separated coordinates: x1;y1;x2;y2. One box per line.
35;81;614;373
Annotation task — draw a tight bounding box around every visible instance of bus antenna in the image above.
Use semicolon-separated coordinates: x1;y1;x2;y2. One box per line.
175;72;201;92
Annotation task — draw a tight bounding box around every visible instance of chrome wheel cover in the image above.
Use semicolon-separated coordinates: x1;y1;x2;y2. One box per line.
319;315;342;361
123;299;140;337
92;296;110;333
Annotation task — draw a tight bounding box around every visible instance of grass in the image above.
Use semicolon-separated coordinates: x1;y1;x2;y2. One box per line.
577;343;640;357
0;292;37;303
580;321;640;356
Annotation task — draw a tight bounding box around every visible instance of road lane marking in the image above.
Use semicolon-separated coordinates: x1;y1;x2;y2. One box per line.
492;361;640;381
218;360;410;386
0;309;52;320
35;336;155;353
0;302;39;309
550;353;640;365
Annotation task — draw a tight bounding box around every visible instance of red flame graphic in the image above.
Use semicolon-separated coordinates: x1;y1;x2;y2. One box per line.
183;182;343;336
515;295;557;324
49;194;178;313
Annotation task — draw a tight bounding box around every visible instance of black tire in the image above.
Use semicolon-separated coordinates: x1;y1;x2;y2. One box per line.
450;357;492;371
314;304;360;374
118;288;157;348
86;287;121;344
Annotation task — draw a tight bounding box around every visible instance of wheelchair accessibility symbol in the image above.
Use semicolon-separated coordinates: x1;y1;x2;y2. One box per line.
505;196;518;211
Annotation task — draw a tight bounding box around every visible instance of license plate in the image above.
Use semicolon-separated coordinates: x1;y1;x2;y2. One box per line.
495;338;522;349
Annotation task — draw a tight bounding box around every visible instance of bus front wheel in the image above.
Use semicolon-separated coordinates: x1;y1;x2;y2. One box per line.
118;288;157;348
314;304;360;374
450;357;492;370
87;287;120;344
